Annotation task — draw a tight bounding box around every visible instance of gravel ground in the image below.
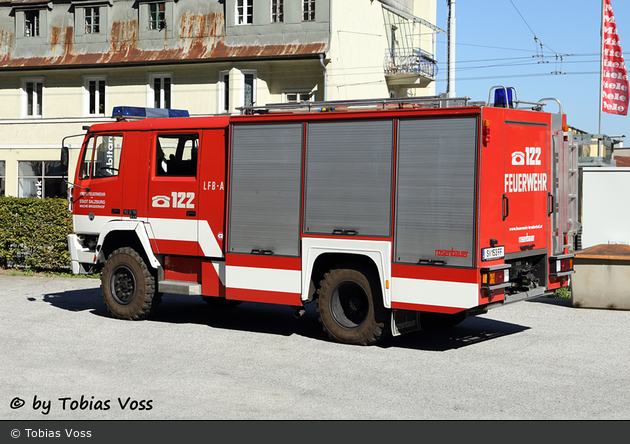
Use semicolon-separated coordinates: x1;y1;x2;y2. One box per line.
1;274;629;420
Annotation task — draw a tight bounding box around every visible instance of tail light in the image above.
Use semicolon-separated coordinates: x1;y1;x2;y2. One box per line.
550;255;575;277
481;264;511;290
482;119;490;146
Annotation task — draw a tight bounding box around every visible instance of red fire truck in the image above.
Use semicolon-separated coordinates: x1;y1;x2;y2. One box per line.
61;87;578;345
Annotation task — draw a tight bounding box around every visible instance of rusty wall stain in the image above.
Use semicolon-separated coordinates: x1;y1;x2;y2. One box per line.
0;11;325;69
179;11;224;39
0;29;14;57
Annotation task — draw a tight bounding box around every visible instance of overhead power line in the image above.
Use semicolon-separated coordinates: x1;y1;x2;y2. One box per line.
508;0;574;74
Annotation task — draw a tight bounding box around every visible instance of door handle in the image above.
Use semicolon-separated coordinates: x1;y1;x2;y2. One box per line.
502;194;509;221
186;211;196;217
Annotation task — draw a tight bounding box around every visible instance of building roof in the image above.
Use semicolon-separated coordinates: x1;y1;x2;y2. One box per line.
0;10;329;69
0;0;51;4
614;156;630;167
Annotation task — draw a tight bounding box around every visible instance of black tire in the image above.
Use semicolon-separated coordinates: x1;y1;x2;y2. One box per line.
101;247;156;320
202;296;242;308
316;267;389;345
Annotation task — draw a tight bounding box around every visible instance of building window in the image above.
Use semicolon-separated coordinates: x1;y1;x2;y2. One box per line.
271;0;283;23
84;7;100;34
219;71;229;113
21;78;43;118
0;161;5;197
303;0;315;21
219;70;256;112
243;71;256;107
149;74;171;109
148;2;166;31
236;0;253;25
284;91;314;103
18;161;67;198
83;77;106;116
24;10;40;37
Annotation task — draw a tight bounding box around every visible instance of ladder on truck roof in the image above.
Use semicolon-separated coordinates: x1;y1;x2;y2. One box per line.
237;95;475;115
239;87;561;115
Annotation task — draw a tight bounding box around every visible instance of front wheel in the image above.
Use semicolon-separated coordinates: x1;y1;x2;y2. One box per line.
101;247;156;320
316;267;388;345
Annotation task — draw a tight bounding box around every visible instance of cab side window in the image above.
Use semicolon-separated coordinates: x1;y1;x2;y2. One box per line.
80;134;123;179
156;134;198;177
79;137;95;179
93;135;123;178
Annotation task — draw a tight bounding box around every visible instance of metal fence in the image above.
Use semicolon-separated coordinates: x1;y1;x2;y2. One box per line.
384;48;438;79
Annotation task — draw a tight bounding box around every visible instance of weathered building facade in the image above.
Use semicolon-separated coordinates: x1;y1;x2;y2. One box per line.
0;0;441;197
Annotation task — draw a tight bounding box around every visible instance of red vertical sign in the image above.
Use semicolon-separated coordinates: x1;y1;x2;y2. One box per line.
602;0;629;116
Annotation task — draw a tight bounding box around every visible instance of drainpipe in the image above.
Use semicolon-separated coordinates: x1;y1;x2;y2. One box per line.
320;53;328;101
446;0;456;98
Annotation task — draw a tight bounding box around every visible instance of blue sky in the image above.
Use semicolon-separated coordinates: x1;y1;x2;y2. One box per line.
434;0;630;141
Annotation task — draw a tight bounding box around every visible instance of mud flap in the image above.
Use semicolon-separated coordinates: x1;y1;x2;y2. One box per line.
391;309;422;336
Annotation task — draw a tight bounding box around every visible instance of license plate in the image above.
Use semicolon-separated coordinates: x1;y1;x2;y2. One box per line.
482;246;505;261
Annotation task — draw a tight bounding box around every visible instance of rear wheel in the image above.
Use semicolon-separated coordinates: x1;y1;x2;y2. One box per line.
316;267;388;345
101;247;156;320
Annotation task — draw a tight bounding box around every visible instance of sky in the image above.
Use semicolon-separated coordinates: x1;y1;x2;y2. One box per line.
433;0;630;142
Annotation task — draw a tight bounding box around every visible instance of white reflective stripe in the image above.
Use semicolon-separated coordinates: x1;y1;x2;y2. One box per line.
134;223;161;268
199;220;223;258
391;277;478;309
148;218;197;242
73;214;120;235
226;266;301;293
146;218;223;257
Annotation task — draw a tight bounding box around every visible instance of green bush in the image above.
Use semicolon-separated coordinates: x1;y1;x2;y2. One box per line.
554;286;571;299
0;197;72;271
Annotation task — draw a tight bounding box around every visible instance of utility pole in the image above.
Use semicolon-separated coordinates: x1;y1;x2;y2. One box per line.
446;0;456;98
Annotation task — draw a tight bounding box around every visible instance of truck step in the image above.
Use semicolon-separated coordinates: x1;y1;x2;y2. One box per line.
158;280;202;296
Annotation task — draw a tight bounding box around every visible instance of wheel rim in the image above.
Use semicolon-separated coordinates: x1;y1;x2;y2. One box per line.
330;281;369;328
110;265;137;305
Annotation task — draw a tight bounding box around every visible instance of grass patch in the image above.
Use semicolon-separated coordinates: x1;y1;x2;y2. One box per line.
1;267;100;279
553;286;571;299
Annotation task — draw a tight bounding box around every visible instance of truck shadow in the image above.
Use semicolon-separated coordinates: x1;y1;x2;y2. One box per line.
526;296;573;307
381;317;530;351
43;289;529;351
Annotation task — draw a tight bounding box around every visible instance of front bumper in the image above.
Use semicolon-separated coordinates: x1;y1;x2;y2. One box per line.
67;234;96;274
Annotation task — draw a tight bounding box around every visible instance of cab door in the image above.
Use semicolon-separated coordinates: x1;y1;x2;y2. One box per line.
72;133;124;235
503;122;549;253
147;131;201;256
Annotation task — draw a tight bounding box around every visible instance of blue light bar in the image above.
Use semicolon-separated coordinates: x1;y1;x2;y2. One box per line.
112;106;190;119
494;88;515;108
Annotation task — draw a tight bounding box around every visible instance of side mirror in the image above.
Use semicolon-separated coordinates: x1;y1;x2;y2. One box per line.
60;146;69;178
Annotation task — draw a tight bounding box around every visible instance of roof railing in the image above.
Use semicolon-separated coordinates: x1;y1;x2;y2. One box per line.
237;95;473;115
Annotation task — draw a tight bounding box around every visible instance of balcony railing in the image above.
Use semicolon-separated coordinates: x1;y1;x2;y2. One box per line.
384;48;438;79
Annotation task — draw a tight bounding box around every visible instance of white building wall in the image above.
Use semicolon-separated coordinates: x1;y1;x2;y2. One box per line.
327;0;391;100
0;0;439;197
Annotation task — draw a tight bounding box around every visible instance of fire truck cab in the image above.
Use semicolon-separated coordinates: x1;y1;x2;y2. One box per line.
62;88;577;345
